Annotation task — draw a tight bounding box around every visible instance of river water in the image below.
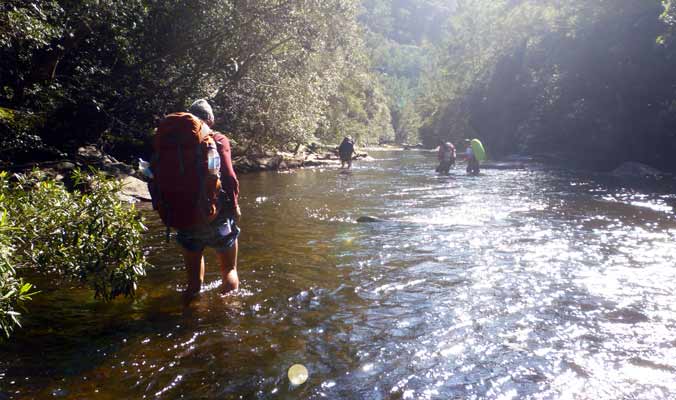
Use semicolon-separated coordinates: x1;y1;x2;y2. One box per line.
2;150;676;399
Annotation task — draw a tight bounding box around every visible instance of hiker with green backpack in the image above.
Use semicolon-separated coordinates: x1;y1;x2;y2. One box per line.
149;99;241;300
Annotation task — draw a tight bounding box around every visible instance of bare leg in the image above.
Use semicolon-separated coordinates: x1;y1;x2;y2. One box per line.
183;248;205;298
217;239;239;294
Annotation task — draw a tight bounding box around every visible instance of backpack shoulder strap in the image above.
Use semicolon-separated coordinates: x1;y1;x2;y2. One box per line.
199;122;212;142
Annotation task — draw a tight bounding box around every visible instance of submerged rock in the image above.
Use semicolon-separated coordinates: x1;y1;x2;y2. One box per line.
480;161;526;170
356;216;385;223
611;162;664;180
502;154;537;162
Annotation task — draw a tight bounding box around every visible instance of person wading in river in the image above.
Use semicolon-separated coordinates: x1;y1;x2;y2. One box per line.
436;141;456;175
464;140;480;175
150;99;242;300
339;136;355;169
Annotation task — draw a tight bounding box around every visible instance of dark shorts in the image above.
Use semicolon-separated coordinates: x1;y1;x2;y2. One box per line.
467;157;480;174
176;213;240;253
437;160;453;173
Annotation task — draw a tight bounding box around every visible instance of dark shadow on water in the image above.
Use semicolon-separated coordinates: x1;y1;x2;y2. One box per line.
0;288;200;396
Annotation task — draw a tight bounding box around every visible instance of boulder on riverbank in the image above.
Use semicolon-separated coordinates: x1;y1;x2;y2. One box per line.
118;175;151;202
76;145;136;176
78;146;151;202
6;146;151;202
402;142;424;150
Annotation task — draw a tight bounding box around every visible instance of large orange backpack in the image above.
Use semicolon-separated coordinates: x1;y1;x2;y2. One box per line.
150;112;222;230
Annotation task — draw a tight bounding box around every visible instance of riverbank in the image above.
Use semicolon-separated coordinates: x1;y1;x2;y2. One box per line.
231;146;374;173
4;144;375;202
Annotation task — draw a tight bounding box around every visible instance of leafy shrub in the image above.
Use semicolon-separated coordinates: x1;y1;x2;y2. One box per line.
0;169;149;338
0;209;35;339
0;107;51;164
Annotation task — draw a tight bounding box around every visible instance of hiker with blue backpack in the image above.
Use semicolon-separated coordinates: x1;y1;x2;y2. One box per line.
149;99;241;300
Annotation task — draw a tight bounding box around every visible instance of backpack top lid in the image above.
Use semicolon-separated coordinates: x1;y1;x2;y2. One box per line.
156;112;210;145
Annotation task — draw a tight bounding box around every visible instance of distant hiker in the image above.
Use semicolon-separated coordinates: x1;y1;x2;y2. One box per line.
436;141;456;175
339;136;355;169
149;99;241;300
464;140;480;175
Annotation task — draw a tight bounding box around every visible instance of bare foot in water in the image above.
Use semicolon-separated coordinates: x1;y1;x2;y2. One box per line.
219;268;239;295
217;242;239;295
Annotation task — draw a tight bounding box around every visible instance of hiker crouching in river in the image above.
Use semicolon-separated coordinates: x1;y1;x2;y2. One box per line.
150;99;242;300
436;141;456;175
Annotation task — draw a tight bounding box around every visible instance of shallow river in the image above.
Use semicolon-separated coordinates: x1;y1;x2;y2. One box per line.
2;150;676;399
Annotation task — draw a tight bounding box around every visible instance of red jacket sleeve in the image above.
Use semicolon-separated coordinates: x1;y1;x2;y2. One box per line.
213;133;239;210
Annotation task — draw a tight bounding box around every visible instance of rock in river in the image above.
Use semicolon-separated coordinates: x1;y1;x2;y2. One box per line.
356;216;386;223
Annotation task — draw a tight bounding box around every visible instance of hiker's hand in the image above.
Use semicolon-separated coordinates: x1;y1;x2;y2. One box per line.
234;205;241;222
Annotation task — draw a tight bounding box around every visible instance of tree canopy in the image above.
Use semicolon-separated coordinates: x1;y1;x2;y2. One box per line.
416;0;676;170
2;0;676;166
0;0;393;163
359;0;453;144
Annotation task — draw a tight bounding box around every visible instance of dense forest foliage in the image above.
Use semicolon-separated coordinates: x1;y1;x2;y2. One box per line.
360;0;676;170
0;0;395;165
414;0;676;170
360;0;452;145
3;1;675;168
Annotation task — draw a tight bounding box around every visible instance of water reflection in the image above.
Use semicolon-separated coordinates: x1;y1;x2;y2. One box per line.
1;151;676;399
